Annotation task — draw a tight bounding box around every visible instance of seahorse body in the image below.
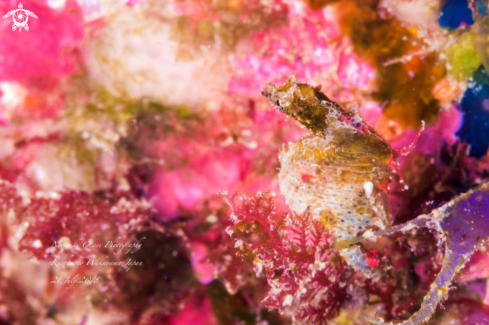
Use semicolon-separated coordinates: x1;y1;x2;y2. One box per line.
263;77;398;278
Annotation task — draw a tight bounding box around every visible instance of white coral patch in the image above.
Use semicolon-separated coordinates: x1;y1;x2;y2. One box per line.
85;2;231;109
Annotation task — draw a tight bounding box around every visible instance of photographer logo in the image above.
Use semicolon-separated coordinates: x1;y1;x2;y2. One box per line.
3;3;38;32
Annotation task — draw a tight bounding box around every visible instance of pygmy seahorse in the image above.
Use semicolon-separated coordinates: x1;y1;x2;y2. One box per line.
262;76;421;279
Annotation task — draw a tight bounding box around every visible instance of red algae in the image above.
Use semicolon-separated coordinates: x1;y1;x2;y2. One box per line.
222;190;350;324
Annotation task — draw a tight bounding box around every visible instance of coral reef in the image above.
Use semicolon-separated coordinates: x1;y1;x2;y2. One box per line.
0;0;489;324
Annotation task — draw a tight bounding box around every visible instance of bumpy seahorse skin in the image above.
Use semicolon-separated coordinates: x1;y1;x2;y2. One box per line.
262;77;403;278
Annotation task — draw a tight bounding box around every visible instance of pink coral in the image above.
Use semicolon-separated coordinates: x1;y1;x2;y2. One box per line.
229;6;374;100
151;152;242;220
168;296;218;325
137;102;304;220
337;50;375;89
0;0;84;90
460;247;489;281
189;241;215;284
360;102;463;155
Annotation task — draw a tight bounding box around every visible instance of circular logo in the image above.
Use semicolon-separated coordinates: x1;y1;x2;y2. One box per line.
13;9;28;28
2;3;38;32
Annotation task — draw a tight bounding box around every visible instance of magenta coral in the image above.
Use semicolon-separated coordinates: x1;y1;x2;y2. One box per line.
0;0;84;90
229;6;374;100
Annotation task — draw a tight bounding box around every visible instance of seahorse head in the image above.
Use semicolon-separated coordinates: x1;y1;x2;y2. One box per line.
263;77;396;193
